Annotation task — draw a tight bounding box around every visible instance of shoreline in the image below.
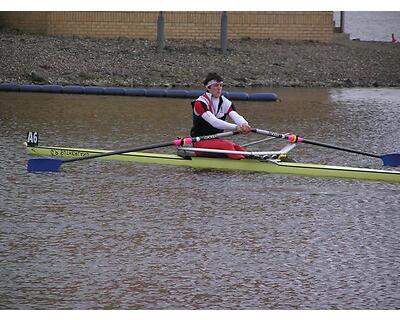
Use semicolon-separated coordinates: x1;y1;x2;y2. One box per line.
1;28;400;89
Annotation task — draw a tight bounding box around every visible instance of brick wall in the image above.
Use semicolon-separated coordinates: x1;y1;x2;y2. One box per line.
0;11;333;42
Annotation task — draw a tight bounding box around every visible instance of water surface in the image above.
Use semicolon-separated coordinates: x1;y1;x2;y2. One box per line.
334;11;400;42
0;88;399;309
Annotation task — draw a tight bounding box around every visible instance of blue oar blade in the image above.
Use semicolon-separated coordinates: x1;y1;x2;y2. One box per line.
27;158;64;172
381;153;400;167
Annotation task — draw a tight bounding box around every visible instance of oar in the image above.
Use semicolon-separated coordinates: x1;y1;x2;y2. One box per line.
27;131;239;172
253;128;400;167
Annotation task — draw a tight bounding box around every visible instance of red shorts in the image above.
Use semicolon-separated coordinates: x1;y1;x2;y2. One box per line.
193;138;246;160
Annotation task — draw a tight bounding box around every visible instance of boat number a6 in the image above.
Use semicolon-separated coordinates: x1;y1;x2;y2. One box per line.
27;131;39;146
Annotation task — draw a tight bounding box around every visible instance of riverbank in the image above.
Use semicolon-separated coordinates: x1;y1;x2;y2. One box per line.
1;28;399;88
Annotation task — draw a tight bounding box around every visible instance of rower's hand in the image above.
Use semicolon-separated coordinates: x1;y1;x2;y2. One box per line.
237;124;252;134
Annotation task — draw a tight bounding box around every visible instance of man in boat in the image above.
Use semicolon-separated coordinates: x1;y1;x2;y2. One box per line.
190;73;251;159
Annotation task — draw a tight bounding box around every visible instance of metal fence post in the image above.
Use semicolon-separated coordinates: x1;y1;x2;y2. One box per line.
157;11;165;51
340;11;345;33
221;11;228;53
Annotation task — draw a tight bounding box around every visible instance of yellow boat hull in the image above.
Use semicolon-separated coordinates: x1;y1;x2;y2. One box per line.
26;145;400;183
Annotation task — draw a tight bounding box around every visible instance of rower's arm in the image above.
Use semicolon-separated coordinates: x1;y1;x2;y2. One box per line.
228;110;248;126
201;111;237;130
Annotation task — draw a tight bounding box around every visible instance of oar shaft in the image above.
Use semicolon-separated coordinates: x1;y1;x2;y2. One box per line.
253;128;380;158
27;130;240;172
63;141;174;163
298;138;380;158
63;130;239;163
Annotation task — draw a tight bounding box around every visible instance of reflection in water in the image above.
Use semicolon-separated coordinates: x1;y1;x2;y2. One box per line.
0;89;399;309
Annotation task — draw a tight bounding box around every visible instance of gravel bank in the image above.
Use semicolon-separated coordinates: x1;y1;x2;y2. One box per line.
1;28;399;88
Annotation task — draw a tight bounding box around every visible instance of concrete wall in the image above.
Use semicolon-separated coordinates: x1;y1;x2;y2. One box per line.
0;11;334;42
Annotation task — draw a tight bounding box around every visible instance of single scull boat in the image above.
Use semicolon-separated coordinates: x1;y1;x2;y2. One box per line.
25;143;400;183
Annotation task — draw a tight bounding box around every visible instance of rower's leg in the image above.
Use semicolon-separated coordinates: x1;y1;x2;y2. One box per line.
193;139;246;159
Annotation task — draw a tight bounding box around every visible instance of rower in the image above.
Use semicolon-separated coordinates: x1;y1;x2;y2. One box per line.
190;72;251;159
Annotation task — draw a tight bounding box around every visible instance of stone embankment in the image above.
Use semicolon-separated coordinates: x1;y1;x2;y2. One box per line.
1;28;399;88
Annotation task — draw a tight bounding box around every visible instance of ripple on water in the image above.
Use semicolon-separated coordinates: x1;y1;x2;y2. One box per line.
1;89;399;309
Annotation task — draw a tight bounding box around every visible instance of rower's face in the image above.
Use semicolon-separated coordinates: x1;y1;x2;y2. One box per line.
208;82;223;97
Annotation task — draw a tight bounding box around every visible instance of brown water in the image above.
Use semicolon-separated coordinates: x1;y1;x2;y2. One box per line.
0;88;399;309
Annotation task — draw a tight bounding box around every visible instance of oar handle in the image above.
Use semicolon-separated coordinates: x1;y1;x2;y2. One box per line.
190;130;239;143
252;128;380;158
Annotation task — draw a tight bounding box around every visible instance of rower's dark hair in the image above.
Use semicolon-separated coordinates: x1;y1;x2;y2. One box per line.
203;73;223;86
